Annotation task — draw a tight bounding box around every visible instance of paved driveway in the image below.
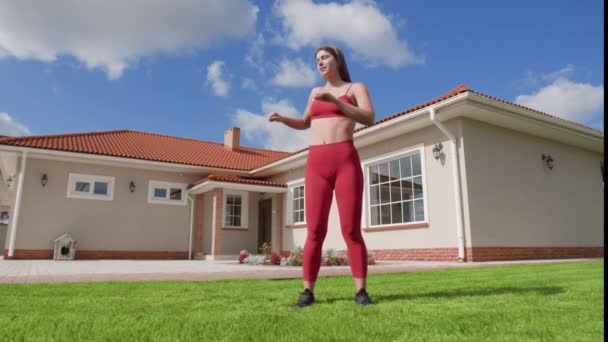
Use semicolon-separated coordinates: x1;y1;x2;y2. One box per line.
0;258;600;284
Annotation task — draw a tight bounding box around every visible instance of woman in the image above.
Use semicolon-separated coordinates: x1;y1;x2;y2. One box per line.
268;45;375;307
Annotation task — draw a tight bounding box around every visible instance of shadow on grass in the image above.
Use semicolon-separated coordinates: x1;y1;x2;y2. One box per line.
321;286;565;304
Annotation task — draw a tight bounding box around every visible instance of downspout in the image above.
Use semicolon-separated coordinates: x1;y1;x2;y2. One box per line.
429;107;466;262
7;150;27;258
186;192;195;260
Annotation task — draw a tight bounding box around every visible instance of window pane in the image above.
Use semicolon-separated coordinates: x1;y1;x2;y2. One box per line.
412;153;422;175
413;176;423;199
154;188;166;198
370;185;379;205
75;182;90;193
234;205;241;216
234;196;242;205
379;183;390;204
403;201;413;222
293;212;298;223
225;214;231;225
401;179;413;201
391;202;403;224
234;216;241;226
293;198;299;211
389;160;400;181
226;206;233;216
414;199;425;221
390;180;401;202
170;188;182;200
293;187;299;198
299;198;304;211
380;204;391;225
227;196;234;205
371;206;380;225
93;182;108;195
400;157;412;178
369;165;379;185
378;163;390;183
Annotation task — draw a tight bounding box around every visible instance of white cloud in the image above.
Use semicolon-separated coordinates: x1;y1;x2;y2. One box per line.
273;0;422;68
245;33;266;73
515;74;603;126
233;98;309;152
206;61;230;96
0;112;31;136
0;0;258;79
271;58;317;87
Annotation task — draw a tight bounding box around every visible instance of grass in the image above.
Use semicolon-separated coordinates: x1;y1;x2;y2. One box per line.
0;261;603;341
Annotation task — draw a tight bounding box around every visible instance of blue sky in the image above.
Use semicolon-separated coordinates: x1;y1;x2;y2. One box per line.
0;0;604;152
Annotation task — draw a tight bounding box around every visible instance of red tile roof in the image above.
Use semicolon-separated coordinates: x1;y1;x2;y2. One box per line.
0;85;600;171
188;174;286;189
355;84;602;134
282;84;602;157
0;129;291;171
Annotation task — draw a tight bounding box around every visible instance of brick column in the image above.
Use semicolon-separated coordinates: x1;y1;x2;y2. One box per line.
274;193;284;254
211;188;223;256
193;194;205;259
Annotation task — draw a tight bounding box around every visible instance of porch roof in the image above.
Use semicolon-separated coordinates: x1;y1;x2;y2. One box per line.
187;174;287;194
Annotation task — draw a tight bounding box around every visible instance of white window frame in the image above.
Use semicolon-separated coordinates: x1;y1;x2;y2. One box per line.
287;178;306;225
148;180;188;206
67;173;115;201
223;189;249;228
361;144;429;227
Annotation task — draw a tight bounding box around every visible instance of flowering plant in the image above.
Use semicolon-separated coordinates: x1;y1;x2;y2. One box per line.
270;252;281;265
238;250;249;264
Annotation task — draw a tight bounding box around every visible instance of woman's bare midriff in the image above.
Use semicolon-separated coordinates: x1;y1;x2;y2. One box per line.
310;117;356;145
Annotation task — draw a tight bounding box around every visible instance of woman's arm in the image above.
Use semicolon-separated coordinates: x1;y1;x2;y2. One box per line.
315;83;375;126
268;88;315;130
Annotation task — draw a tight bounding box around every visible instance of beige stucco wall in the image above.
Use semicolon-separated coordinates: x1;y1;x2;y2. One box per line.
461;118;604;247
9;157;204;252
270;117;471;252
198;190;262;256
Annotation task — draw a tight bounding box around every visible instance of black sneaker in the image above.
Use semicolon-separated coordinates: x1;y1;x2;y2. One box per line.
293;288;315;308
355;288;372;305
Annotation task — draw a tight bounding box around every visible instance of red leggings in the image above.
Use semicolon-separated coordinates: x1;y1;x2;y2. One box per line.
303;140;368;282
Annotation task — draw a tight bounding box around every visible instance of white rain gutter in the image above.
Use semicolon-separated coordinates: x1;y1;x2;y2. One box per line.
7;151;27;258
186;192;195;260
429;107;466;262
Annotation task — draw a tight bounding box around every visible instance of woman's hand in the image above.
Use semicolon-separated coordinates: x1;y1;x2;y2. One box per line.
313;89;337;103
268;112;283;123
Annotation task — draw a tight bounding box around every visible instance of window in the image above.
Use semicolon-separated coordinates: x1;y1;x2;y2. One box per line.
225;195;242;226
292;185;305;223
0;211;8;224
148;181;187;205
367;149;427;226
286;179;306;225
67;173;115;200
223;189;249;228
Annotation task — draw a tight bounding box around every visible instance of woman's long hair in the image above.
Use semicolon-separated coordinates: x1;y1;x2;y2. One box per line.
315;45;352;82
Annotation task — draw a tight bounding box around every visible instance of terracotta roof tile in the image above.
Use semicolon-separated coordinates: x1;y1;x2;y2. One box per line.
0;129;291;171
188;174;286;189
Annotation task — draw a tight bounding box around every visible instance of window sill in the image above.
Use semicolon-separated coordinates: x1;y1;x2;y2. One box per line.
221;227;248;231
363;222;429;232
285;223;307;229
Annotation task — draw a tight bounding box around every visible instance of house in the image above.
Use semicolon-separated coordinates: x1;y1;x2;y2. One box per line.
0;85;603;261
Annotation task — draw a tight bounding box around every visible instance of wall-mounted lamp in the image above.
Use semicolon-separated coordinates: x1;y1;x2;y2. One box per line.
432;143;443;160
259;192;266;200
542;154;554;170
129;181;136;192
41;173;48;187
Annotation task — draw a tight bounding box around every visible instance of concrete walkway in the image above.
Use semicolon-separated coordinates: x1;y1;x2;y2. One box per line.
0;258;601;284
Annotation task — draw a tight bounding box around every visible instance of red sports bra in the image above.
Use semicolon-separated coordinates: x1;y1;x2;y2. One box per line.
310;84;354;120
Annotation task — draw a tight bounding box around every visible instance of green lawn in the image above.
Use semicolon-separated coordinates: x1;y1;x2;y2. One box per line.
0;261;603;341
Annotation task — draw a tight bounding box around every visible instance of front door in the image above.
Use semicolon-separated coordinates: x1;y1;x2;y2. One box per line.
258;198;272;253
